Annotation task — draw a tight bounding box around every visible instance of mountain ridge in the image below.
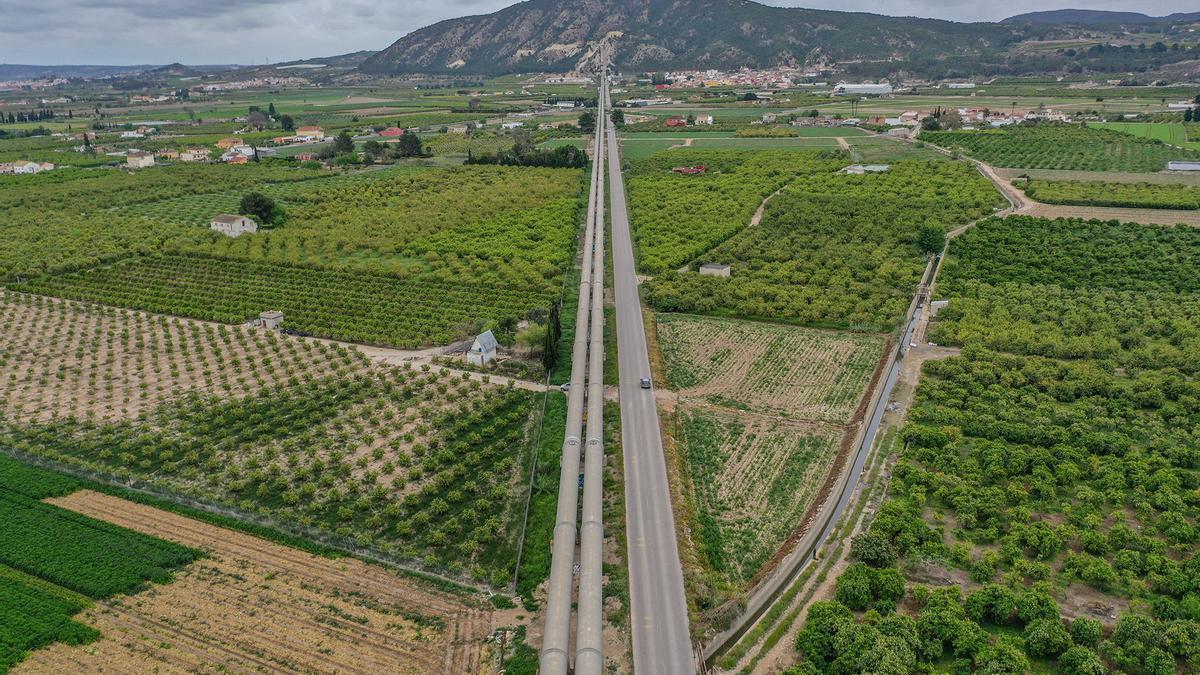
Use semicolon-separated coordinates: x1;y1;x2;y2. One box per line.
1002;9;1200;25
359;0;1024;76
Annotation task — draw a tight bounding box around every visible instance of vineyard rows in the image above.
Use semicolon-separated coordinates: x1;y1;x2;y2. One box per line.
924;122;1200;172
19;255;556;348
1;355;539;584
0;292;357;423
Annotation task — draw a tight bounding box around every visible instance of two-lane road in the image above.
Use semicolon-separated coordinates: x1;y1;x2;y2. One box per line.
606;112;695;674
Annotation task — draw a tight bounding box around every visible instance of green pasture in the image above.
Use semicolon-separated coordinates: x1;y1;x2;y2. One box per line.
1090;121;1199;149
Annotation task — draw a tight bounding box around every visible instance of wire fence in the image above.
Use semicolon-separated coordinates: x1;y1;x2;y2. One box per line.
0;443;500;597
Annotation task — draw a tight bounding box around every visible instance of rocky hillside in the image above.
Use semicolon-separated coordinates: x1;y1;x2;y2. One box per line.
358;0;1023;76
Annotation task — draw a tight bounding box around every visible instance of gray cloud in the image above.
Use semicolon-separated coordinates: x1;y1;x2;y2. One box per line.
0;0;1195;65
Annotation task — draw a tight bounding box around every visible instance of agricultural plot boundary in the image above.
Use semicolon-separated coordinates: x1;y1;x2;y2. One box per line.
700;255;933;666
0;445;502;599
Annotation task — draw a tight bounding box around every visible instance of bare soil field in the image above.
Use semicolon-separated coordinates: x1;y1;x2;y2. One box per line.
985;167;1200;226
656;314;886;424
19;490;506;674
1023;201;1200;226
0;291;364;423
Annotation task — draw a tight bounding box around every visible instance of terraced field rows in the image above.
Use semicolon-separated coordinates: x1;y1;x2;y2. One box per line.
657;314;885;423
680;408;842;583
0;292;354;423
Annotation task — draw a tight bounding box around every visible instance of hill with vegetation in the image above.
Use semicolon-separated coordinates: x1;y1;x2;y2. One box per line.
359;0;1024;77
359;0;1200;79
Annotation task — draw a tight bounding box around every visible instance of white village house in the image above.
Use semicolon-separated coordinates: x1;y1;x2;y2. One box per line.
126;151;155;169
468;330;499;366
210;214;258;237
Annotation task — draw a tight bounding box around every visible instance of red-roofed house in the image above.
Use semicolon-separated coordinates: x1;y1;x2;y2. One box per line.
379;127;405;138
296;126;325;141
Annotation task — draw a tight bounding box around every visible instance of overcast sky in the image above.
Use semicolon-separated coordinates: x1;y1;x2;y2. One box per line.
0;0;1194;66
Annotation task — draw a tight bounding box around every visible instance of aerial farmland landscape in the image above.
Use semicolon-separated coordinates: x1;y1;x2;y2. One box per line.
2;0;1200;673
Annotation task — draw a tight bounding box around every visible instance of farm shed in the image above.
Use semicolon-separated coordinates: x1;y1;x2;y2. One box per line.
1168;161;1200;171
259;310;284;330
468;330;499;365
699;263;731;278
210;214;258;237
126;151;155;169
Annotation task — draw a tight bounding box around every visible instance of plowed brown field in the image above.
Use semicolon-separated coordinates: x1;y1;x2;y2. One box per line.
17;490;505;674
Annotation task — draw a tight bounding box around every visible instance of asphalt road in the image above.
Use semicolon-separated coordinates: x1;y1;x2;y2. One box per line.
606;109;695;674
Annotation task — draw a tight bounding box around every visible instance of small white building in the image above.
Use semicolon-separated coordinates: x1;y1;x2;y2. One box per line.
295;126;325;141
126;151;155;169
1168;161;1200;171
10;160;53;174
761;112;777;124
694;114;714;125
887;127;912;139
209;214;258;237
180;147;210;162
259;310;284;330
843;164;891;174
698;263;731;278
833;82;893;96
468;330;499;366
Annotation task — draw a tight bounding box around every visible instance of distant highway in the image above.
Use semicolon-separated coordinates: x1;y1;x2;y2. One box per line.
606;85;695;674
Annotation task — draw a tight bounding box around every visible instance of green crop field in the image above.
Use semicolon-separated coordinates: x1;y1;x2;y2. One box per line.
657;314;885;596
0;291;542;587
1018;178;1200;209
4;162;585;348
1090;121;1199;149
0;455;199;670
635;153;1003;331
924;122;1200;172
